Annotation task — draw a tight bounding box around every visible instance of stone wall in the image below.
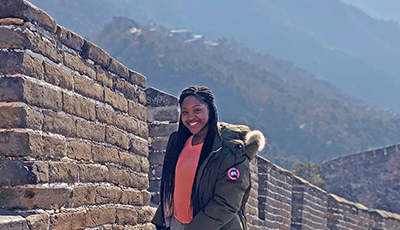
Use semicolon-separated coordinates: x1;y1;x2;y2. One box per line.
0;0;153;229
318;143;400;214
257;157;293;229
146;87;179;206
291;176;327;230
1;1;400;230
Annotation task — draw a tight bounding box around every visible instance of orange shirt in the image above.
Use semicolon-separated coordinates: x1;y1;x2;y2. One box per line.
174;135;203;224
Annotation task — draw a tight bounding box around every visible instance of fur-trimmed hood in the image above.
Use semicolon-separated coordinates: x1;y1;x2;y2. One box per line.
217;122;266;160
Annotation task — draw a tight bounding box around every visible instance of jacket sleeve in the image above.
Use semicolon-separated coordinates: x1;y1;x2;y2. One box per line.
185;151;250;230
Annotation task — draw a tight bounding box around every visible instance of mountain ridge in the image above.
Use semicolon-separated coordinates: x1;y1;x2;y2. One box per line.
90;17;400;168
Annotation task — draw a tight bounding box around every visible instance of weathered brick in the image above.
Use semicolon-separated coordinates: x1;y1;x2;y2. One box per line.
142;190;151;205
149;180;160;193
108;166;148;189
149;106;179;123
0;77;62;110
63;52;96;79
145;87;178;107
0;106;42;130
128;99;147;121
105;125;130;149
140;157;150;174
43;111;76;137
56;25;84;51
120;188;144;205
0;23;61;62
0;18;24;26
63;92;96;121
0;26;31;49
50;210;87;230
108;58;129;80
95;186;122;204
0;0;57;32
137;206;155;224
151;165;163;178
76;120;105;142
137;121;149;139
74;75;104;101
104;88;128;112
26;213;49;230
149;123;178;137
149;137;168;153
0;132;65;158
66;140;91;161
72;185;96;207
130;137;149;157
43;61;73;90
30;133;65;159
0;160;48;186
96;104;116;126
92;144;119;164
96;66;113;88
24;107;43;130
0;76;24;102
115;113;137;133
116;113;148;139
116;207;138;226
0;51;43;79
79;164;109;183
49;162;79;183
0;187;71;210
86;206;116;227
119;151;140;172
128;70;146;88
24;80;63;110
114;78;141;101
148;152;165;166
81;40;111;69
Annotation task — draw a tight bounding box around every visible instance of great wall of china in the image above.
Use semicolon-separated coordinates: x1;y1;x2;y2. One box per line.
0;1;399;229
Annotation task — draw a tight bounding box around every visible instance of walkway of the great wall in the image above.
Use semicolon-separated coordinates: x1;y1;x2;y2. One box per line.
0;0;399;229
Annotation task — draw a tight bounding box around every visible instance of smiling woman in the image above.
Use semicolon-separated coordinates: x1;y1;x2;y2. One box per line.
181;96;210;145
152;86;265;230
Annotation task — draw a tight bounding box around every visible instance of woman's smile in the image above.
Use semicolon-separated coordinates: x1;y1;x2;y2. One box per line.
181;96;210;140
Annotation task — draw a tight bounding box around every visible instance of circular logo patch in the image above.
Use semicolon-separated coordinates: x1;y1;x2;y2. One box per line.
228;167;240;180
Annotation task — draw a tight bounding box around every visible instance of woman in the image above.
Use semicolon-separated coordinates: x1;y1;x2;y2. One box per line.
152;86;265;230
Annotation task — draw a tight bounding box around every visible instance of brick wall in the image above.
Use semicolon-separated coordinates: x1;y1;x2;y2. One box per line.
291;176;327;230
1;1;400;230
318;143;400;214
146;87;179;206
257;157;293;229
0;0;153;229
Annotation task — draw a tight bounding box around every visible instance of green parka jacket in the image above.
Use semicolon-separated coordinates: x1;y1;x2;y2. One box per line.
152;122;265;230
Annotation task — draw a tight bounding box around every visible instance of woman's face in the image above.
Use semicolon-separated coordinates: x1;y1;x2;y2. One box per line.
181;95;210;136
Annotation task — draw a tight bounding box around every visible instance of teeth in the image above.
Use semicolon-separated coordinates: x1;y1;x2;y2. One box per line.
190;122;198;126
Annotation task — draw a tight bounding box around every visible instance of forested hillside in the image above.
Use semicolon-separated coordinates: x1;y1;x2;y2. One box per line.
89;17;400;168
30;0;400;112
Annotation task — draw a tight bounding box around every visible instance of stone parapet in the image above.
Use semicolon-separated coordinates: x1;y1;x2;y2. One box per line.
145;88;179;206
291;176;328;230
318;143;400;214
257;156;293;229
0;0;153;229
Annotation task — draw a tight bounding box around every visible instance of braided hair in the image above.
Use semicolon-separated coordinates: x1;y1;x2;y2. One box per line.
160;85;218;217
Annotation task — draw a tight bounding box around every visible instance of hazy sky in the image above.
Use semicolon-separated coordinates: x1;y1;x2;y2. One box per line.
340;0;400;23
